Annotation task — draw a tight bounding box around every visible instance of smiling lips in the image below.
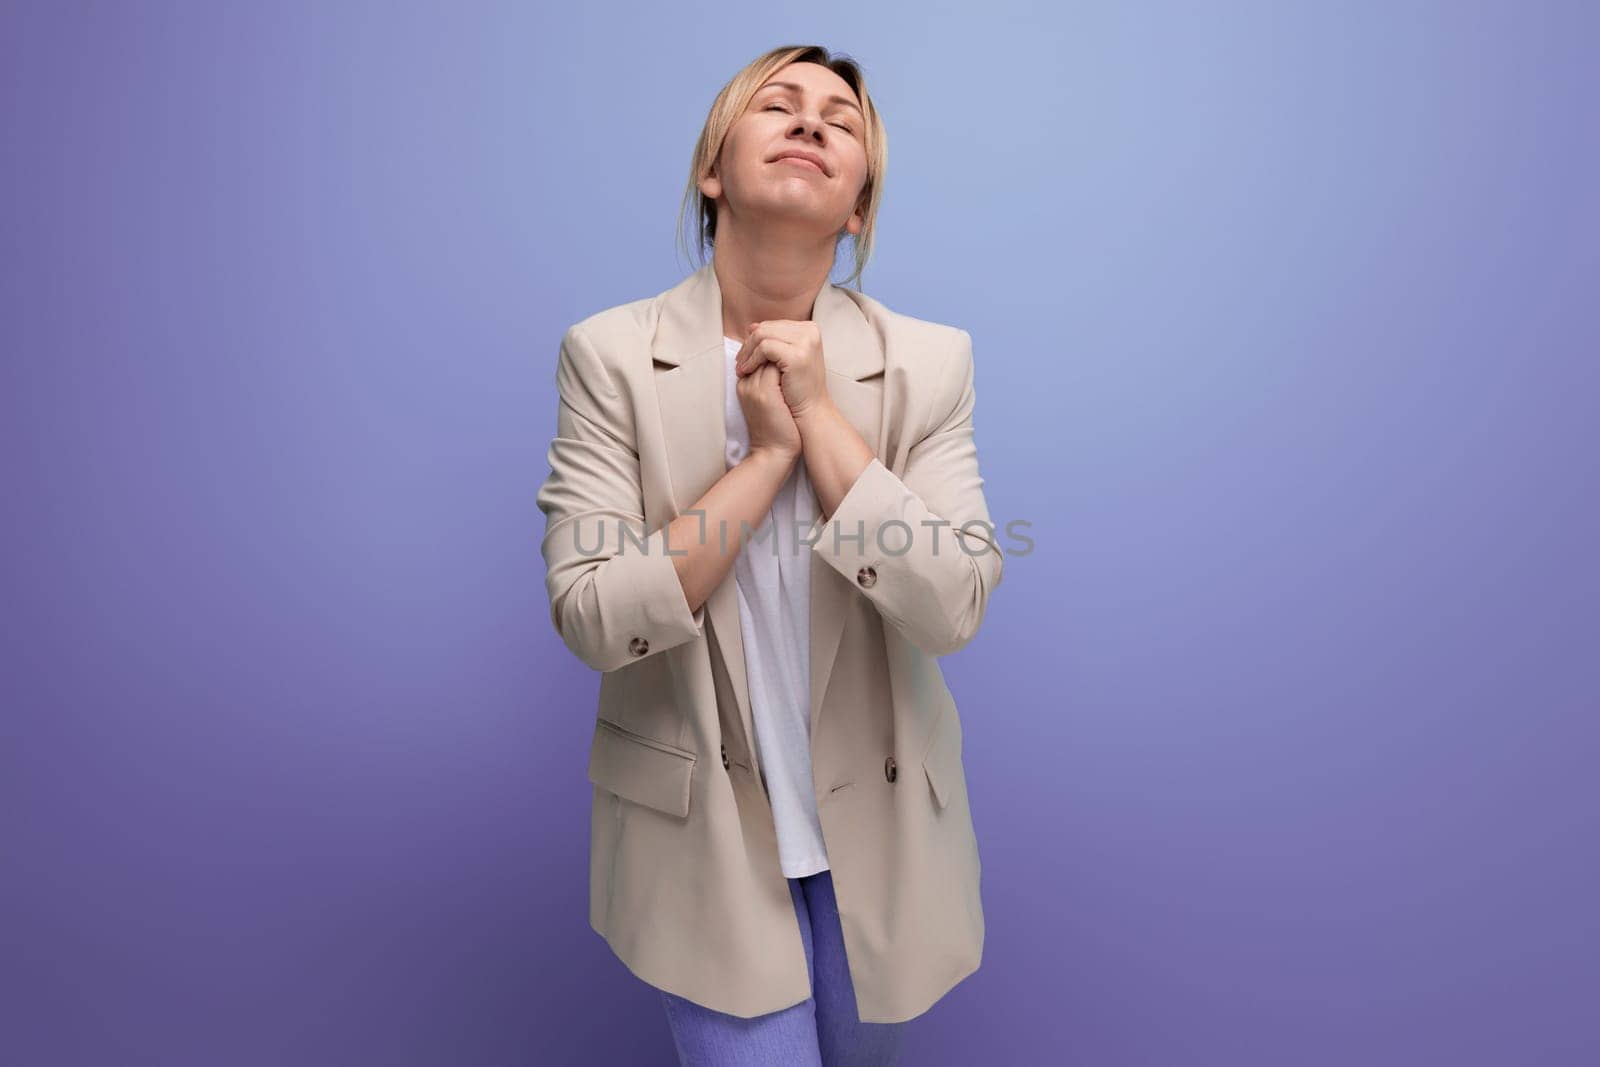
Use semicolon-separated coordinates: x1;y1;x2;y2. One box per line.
772;152;827;175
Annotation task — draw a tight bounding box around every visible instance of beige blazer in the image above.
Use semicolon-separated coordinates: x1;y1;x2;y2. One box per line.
536;262;1003;1024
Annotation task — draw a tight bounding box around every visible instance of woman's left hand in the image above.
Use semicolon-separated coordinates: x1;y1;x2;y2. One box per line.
733;320;833;423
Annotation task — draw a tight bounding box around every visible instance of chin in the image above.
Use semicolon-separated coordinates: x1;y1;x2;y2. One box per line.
758;187;841;215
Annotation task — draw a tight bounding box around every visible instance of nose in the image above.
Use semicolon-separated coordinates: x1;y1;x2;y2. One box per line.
787;110;827;144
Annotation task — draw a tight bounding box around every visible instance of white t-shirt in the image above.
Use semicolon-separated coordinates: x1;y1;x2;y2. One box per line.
723;335;830;878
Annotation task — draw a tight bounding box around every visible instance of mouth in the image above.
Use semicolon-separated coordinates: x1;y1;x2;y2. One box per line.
771;153;828;176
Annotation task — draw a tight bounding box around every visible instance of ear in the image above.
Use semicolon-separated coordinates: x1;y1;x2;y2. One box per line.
700;156;726;202
841;189;867;237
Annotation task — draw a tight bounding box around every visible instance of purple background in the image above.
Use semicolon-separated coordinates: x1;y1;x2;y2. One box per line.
4;2;1596;1064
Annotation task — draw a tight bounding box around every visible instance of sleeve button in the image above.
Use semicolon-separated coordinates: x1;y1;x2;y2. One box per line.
856;566;877;588
884;755;898;782
628;636;649;656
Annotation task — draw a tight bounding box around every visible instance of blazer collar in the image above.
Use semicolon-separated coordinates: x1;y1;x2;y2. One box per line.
651;261;884;381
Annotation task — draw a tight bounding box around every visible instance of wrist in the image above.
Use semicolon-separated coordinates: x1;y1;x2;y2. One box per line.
793;397;843;439
745;443;799;473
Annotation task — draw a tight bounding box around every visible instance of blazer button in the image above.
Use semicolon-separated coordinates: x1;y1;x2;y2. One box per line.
721;743;730;771
856;566;877;588
628;636;649;657
884;755;898;783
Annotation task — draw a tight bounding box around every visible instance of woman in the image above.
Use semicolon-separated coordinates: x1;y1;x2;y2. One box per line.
536;44;1003;1065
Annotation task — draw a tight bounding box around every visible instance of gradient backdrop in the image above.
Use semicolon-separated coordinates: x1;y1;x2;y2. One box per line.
4;2;1596;1064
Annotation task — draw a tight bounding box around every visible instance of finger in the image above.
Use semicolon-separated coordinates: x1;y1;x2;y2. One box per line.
736;338;766;377
739;337;795;377
734;323;766;376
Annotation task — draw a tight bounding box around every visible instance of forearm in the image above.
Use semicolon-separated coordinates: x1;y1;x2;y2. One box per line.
793;331;1002;657
669;446;797;614
795;399;875;523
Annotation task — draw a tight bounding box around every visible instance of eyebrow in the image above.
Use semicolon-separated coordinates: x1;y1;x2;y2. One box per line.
756;81;864;118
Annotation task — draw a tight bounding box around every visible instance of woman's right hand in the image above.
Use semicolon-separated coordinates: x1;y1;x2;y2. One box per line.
739;362;801;463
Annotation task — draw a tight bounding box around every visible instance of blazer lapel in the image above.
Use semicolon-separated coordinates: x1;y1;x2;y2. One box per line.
651;262;884;780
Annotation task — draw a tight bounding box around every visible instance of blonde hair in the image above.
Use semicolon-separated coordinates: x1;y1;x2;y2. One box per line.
676;45;887;291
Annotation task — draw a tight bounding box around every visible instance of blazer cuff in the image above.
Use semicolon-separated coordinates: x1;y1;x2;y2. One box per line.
585;523;707;670
806;456;898;569
805;455;997;657
553;521;704;671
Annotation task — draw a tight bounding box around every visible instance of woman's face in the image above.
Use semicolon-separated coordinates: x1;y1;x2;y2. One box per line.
703;62;869;240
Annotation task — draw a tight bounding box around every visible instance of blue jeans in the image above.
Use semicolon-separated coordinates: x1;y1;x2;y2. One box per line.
659;868;908;1065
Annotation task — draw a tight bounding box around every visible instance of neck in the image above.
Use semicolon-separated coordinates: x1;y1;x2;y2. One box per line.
711;225;835;342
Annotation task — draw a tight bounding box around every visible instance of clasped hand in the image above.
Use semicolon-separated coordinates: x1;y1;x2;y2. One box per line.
733;320;832;462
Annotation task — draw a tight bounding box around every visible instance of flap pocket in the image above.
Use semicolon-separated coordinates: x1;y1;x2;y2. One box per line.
921;705;964;811
586;718;697;818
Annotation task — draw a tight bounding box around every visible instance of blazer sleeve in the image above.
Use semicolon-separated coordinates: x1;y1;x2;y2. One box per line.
536;323;707;672
807;328;1004;657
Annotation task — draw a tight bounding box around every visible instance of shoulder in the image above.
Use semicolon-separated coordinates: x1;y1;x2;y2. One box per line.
553;281;680;390
560;291;660;359
843;287;969;350
840;287;975;399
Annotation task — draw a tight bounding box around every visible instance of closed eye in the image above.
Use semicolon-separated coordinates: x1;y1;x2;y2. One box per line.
764;104;855;135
